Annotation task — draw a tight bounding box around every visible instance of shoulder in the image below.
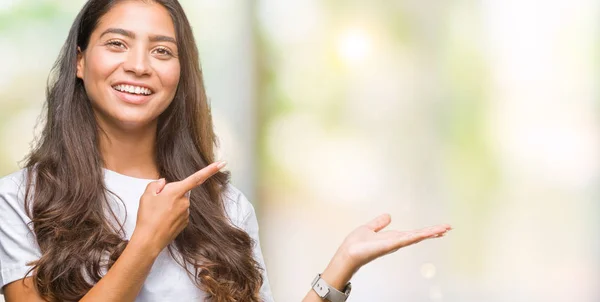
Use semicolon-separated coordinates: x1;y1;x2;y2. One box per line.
221;184;256;228
0;168;29;198
0;168;34;226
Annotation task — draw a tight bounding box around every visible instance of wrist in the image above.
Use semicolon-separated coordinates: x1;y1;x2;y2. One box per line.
320;249;357;291
130;230;162;259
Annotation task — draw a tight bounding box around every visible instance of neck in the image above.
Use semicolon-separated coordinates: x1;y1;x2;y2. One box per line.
98;120;160;180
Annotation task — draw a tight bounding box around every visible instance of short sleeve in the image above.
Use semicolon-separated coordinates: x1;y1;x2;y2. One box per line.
0;171;41;294
223;185;275;302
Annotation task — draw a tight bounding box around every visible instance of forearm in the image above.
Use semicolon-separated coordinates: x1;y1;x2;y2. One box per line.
302;253;356;302
80;234;160;302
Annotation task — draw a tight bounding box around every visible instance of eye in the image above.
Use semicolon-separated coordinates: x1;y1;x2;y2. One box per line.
153;46;173;57
105;40;126;49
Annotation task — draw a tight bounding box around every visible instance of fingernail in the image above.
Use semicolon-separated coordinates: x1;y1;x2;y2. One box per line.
156;178;166;194
216;161;227;170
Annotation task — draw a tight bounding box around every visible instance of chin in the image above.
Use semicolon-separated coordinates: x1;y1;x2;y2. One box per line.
106;112;157;131
117;119;157;131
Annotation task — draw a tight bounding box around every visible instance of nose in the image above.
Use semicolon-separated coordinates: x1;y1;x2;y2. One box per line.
123;47;152;77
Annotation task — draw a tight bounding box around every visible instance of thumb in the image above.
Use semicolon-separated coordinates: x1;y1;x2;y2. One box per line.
146;178;166;195
365;213;391;232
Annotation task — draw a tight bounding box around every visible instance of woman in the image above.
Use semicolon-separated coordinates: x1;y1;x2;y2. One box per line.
0;0;451;301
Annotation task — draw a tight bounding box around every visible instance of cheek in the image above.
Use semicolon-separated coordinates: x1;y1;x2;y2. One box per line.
151;62;180;115
84;51;120;82
82;52;121;104
158;62;181;95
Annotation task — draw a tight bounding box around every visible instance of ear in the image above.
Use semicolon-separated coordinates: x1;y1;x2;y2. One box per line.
76;46;84;80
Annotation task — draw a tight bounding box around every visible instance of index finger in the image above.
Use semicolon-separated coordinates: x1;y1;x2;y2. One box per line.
170;161;227;195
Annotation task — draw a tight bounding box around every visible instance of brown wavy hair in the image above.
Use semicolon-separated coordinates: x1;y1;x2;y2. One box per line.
21;0;264;301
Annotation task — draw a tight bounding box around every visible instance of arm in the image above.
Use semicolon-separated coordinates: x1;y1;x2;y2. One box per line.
78;233;161;301
4;234;160;302
301;214;451;302
82;162;227;301
4;176;167;302
3;162;226;302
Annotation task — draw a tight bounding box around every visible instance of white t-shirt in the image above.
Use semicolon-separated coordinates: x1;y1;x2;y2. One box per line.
0;168;274;301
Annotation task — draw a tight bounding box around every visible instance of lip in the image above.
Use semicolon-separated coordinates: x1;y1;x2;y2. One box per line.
111;86;154;105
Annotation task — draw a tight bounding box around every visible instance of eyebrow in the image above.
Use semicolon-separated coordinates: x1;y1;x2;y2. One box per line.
99;28;177;44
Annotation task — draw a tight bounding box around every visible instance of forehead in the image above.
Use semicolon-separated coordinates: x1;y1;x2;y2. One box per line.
93;1;176;39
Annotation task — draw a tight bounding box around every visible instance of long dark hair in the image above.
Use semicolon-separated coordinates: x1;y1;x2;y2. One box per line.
22;0;263;301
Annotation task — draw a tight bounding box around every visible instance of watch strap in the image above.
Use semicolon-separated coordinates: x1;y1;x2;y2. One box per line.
311;274;351;302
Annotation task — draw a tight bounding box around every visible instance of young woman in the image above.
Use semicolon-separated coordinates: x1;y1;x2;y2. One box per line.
0;0;451;301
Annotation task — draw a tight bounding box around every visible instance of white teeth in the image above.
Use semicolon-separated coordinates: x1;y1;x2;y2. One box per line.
113;84;152;95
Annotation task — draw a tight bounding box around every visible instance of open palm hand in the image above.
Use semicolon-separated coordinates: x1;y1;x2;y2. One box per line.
330;214;451;278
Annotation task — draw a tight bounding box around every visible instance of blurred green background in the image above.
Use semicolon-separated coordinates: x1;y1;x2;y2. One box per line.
1;0;599;301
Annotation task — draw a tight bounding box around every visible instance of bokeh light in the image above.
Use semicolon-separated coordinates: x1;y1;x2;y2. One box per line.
337;28;372;64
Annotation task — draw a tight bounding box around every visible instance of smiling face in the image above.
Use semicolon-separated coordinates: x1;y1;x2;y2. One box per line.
76;0;181;130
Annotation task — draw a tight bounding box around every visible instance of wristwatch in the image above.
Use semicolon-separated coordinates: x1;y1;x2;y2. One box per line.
311;274;352;302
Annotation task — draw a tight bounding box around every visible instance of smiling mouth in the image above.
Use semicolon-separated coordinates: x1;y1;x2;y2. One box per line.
112;84;154;95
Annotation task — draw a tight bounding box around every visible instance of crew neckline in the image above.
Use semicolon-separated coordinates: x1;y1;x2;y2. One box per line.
102;167;159;182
